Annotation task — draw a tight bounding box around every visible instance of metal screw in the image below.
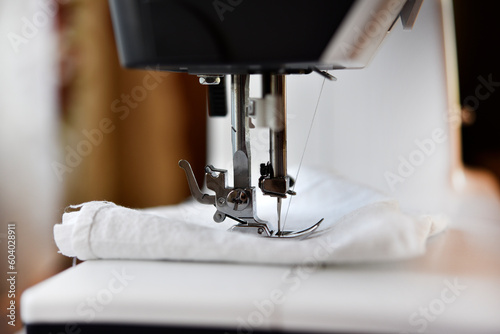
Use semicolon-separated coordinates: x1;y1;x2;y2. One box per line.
214;212;225;223
198;75;221;85
258;228;264;234
226;189;249;211
217;197;226;206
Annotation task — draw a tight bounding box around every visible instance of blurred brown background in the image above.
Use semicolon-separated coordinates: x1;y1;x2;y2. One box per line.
58;0;207;209
1;2;206;333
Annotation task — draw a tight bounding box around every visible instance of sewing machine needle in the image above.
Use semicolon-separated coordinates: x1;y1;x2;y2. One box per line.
277;197;282;237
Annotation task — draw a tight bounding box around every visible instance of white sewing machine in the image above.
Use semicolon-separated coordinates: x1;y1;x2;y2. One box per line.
111;0;424;238
21;0;500;333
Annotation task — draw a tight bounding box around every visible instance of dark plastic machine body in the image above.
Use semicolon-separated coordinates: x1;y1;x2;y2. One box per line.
108;0;355;74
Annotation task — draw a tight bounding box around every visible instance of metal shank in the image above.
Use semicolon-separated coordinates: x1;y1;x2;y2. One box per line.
179;74;321;238
259;74;291;198
269;74;287;181
231;74;251;189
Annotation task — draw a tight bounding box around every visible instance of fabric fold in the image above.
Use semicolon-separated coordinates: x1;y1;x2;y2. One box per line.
54;168;447;264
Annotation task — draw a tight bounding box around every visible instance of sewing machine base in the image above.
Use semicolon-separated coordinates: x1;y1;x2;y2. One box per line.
22;177;500;334
24;323;320;334
22;172;500;333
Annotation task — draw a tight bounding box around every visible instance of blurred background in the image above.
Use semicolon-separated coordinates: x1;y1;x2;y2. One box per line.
454;1;500;181
0;1;499;333
0;1;207;333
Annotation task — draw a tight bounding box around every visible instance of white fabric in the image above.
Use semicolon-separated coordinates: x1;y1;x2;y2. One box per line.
54;168;447;264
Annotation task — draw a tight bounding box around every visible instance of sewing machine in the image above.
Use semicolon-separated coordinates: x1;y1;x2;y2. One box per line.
21;1;500;333
109;0;422;238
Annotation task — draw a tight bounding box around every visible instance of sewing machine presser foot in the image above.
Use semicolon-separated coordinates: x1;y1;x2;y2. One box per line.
179;159;322;238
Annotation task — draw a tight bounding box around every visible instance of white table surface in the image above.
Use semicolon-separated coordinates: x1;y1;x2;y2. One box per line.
21;179;500;333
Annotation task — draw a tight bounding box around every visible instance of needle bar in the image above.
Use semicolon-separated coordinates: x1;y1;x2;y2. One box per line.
277;197;282;236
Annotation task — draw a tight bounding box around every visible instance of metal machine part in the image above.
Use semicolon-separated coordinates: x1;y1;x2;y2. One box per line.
179;74;322;238
108;0;423;237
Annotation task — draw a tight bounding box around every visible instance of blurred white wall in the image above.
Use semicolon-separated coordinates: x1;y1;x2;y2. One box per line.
287;0;460;211
0;0;62;300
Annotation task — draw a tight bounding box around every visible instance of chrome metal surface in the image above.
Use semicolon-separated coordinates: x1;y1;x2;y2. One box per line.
231;74;251;189
178;160;215;205
204;165;270;227
270;74;287;182
198;75;221;85
276;218;323;238
229;223;272;237
226;189;250;211
277;197;282;235
259;74;291;198
180;73;322;239
313;67;337;81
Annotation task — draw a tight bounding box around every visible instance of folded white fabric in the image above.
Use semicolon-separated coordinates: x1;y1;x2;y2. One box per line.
54;168;447;264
